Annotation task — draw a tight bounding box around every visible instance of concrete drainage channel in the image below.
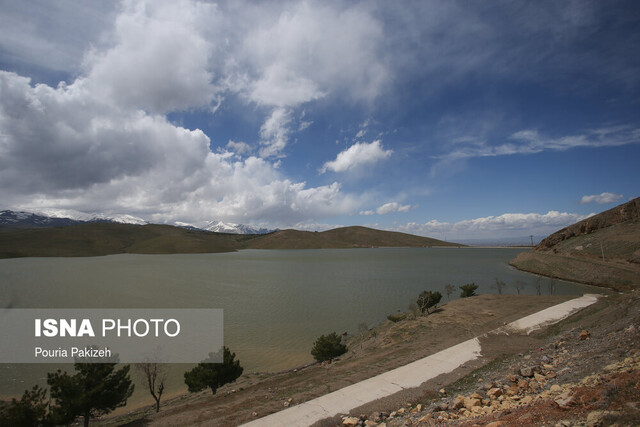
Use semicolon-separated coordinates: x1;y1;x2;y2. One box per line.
241;294;601;427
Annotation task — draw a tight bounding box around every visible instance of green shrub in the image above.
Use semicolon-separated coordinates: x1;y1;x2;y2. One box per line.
184;347;243;395
416;290;442;315
387;312;407;323
460;283;478;298
311;332;347;362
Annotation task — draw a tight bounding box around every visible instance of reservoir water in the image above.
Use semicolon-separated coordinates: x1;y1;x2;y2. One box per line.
0;248;593;401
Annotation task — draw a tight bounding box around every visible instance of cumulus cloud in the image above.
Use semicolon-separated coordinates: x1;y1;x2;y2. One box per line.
360;202;412;216
321;140;392;174
0;0;374;226
395;211;592;240
580;192;624;205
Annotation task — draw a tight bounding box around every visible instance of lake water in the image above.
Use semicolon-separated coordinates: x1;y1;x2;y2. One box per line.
0;248;592;401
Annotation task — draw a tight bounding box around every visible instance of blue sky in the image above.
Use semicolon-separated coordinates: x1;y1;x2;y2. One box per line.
0;0;638;240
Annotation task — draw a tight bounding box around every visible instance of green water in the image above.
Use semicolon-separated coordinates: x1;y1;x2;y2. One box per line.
0;248;593;402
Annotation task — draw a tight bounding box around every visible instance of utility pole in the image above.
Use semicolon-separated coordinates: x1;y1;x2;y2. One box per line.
529;235;534;247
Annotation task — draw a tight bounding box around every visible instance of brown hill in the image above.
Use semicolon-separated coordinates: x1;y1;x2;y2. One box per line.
240;226;457;249
511;197;640;290
0;224;457;259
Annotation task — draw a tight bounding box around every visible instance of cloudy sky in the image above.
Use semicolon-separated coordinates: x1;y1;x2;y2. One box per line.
1;0;639;240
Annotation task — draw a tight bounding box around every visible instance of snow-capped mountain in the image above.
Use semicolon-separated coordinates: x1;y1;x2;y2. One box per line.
0;210;81;228
0;209;147;228
0;209;273;234
202;220;273;235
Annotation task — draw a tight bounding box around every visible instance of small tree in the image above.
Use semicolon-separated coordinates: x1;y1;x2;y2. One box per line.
136;362;165;413
0;385;50;426
184;347;243;395
416;290;442;315
493;278;506;295
514;280;526;295
444;284;456;301
460;283;478;298
311;332;347;362
534;278;542;295
47;363;134;427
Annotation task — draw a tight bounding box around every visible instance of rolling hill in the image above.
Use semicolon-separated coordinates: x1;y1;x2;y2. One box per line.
510;197;640;290
0;223;458;259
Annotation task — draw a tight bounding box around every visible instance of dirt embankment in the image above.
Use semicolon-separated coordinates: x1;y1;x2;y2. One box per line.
339;289;640;427
510;197;640;290
95;295;572;427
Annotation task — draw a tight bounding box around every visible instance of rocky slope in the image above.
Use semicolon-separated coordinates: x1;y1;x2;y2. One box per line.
511;197;640;290
328;289;640;427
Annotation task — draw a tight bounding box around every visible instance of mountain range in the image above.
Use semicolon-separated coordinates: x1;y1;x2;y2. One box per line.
0;210;273;235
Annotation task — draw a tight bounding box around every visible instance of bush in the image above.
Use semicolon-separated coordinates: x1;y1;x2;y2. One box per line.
416;290;442;315
311;332;347;362
184;347;243;395
460;283;478;298
387;313;407;323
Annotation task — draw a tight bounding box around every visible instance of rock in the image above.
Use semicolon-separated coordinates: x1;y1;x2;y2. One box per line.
437;402;448;411
364;421;378;426
507;374;518;382
417;414;433;423
586;410;608;427
517;379;529;389
251;411;258;417
550;384;562;393
520;395;533;405
487;387;503;399
486;421;506;427
464;397;482;410
342;416;360;426
469;392;483;399
520;366;535;377
554;391;575;409
452;395;465;409
396;407;405;415
534;373;546;382
283;401;290;407
579;330;591;340
415;403;422;412
439;388;446;395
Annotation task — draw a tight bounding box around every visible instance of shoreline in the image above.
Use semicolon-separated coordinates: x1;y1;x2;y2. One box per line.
96;294;577;426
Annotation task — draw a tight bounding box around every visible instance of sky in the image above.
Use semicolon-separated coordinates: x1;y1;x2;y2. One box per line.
0;0;639;241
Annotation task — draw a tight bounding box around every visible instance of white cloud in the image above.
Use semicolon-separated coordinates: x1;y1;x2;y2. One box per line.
321;140;392;174
360;202;412;216
394;211;592;240
580;192;624;205
259;107;292;158
84;0;219;114
437;127;640;162
225;140;253;156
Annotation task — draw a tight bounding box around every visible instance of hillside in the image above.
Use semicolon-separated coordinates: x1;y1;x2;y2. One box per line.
511;197;640;290
0;223;241;258
0;224;457;259
238;226;457;249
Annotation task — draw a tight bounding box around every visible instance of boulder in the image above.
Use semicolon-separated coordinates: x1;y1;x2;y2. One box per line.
464;397;482;410
342;416;360;426
487;387;503;399
579;330;591;340
520;366;535;377
452;395;465;409
554;391;575;409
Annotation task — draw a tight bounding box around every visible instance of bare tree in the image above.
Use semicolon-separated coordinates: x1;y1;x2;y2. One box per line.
548;278;556;295
136;362;165;413
493;279;506;294
534;278;542;295
514;280;526;295
444;284;456;301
